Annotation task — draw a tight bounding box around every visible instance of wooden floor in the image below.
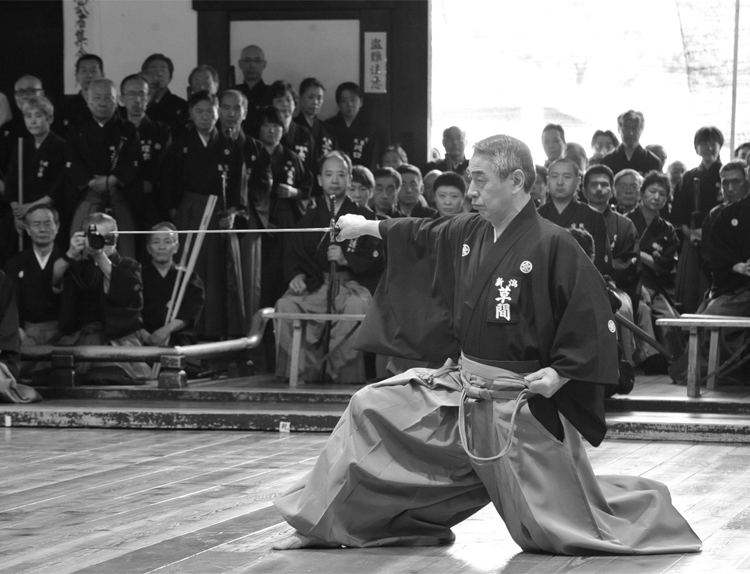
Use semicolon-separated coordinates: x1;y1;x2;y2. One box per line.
2;429;750;573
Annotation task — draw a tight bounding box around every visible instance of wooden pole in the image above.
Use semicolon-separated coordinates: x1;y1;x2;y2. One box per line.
17;138;23;252
730;0;741;155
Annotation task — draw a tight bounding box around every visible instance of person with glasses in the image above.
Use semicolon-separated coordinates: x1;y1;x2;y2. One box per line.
3;96;66;253
3;205;63;374
1;76;46;179
234;45;273;132
612;168;643;214
119;74;171;246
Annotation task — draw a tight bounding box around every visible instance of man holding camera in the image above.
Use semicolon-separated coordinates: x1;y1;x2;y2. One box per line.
53;212;150;384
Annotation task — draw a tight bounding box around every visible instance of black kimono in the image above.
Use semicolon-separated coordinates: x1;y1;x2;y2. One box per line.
141;262;204;334
324;113;381;170
146;89;188;133
4;132;66;208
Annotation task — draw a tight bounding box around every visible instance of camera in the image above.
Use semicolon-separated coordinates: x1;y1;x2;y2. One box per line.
86;224;115;250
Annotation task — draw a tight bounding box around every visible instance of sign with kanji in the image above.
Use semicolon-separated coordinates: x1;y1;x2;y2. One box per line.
364;32;387;94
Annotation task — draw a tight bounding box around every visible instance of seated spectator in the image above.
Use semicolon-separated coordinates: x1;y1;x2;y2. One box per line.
188;65;220;98
667;160;687;192
140;222;205;346
733;142;750;161
4;96;66;249
613;168;643;214
66;78;139;259
58;54;103;134
433;171;466;217
669;164;750;384
371;167;400;218
423;126;468;175
162;90;245;339
274;151;383;383
4;205;63;378
589;129;619;166
0;269;41;403
537;157;612;275
645;144;667;170
394;164;438;218
0;92;11;128
672;126;724;314
347;165;375;210
266;81;316;185
530;164;548;208
142;53;188;132
627;171;684;369
325;82;381;170
541;123;565;168
582;165;641;364
53;212;150;384
600;110;661;176
234;44;273;132
295;77;336;159
1;75;46;182
120;74;171;245
380;143;408;169
422;169;441;208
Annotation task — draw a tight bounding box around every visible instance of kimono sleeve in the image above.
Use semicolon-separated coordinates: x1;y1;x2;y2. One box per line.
102;258;144;337
0;271;20;380
65;127;94;190
355;217;460;361
161;139;185;212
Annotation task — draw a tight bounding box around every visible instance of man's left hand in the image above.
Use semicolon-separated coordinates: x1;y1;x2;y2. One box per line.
524;367;569;398
327;245;347;265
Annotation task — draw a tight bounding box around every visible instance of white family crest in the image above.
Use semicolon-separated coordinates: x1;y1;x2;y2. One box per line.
520;261;532;274
608;320;616;333
462;244;470;257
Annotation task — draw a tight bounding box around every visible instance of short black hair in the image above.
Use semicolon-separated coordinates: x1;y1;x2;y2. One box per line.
299;77;325;96
396;163;422;181
568;227;595;261
188;65;219;87
120;73;148;95
373;166;402;188
268;80;298;107
534;165;548;185
734;142;750;157
76;54;103;74
257;105;284;129
694;126;724;148
142;53;175;79
542;123;565;142
433;171;466;195
591;129;619;148
335;82;362;104
583;164;615;190
188;90;217;109
351;165;375;190
640;170;672;195
24;203;59;225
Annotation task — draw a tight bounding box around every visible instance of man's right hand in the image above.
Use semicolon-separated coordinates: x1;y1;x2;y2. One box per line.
336;214;381;241
289;273;307;295
67;232;85;260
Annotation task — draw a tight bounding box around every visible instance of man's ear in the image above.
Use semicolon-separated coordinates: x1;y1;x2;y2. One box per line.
317;174;323;188
511;169;526;192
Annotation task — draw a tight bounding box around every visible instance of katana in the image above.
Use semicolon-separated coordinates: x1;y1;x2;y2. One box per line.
111;227;337;235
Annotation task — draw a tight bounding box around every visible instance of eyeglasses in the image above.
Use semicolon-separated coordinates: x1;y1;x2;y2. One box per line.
240;58;265;65
722;179;745;188
616;183;640;192
15;88;42;96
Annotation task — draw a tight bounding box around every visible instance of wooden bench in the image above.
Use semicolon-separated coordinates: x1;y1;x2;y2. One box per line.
268;312;366;386
656;315;750;397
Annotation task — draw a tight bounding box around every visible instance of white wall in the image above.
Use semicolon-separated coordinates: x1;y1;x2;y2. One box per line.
62;0;197;96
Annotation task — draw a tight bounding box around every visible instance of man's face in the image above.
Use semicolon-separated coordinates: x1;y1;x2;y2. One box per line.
121;79;149;118
466;152;518;227
721;168;749;204
547;161;580;203
147;231;179;264
380;150;404;169
299;86;324;118
737;146;750;162
87;83;118;122
258;121;283;148
219;92;246;131
190;100;218;133
338;90;362;121
23;108;50;138
191;70;218;95
76;60;103;91
238;47;266;82
592;135;615;157
615;174;640;211
398;173;423;207
619;115;643;148
373;176;398;212
348;182;372;208
84;221;117;256
443;128;466;159
542;129;564;161
696;139;721;166
144;59;171;90
641;183;668;212
584;174;613;211
272;92;295;121
14;77;43;109
318;157;350;199
423;172;439;204
25;209;58;246
434;185;464;216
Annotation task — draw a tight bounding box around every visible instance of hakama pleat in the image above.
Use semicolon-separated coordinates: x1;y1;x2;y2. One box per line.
274;368;702;555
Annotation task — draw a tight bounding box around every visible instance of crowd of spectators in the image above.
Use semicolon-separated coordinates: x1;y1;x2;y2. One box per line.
1;45;750;387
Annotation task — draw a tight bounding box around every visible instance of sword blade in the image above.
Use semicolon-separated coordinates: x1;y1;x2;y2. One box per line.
112;227;333;235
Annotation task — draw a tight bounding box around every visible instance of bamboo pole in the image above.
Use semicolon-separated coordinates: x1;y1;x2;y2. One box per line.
730;0;741;155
